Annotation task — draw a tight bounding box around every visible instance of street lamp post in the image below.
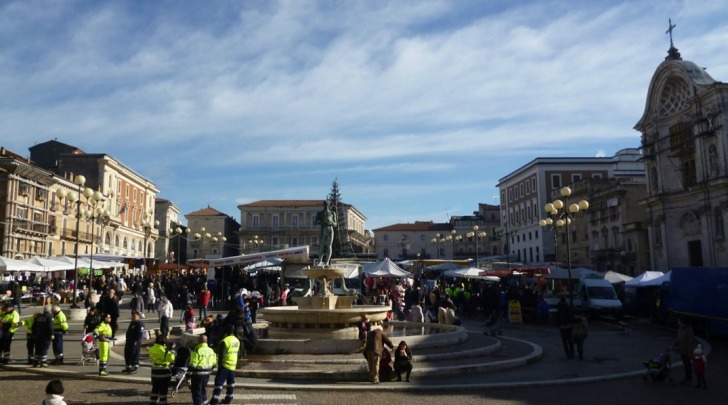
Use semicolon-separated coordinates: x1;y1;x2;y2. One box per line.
466;225;487;268
541;186;589;308
174;227;189;272
445;229;459;260
213;232;227;306
247;235;261;253
431;233;445;259
85;200;109;274
194;228;211;259
141;218;159;274
67;175;88;308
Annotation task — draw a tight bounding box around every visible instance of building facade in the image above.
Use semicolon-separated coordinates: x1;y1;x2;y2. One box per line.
184;206;240;260
449;203;501;260
154;198;185;264
636;43;728;268
237;200;370;257
372;221;454;260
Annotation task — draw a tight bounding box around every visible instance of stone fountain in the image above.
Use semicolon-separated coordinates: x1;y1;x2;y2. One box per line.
259;263;390;343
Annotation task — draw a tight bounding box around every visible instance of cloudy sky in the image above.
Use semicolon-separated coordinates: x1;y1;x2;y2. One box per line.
2;1;727;230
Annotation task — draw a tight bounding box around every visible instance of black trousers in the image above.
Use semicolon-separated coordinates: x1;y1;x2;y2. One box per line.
190;374;211;405
124;340;142;368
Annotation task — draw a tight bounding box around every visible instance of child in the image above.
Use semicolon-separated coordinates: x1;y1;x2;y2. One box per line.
39;379;67;405
692;344;707;389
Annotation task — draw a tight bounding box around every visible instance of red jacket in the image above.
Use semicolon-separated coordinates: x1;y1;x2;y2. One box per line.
198;290;211;306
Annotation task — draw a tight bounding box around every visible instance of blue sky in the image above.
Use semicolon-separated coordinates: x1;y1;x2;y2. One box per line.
2;1;727;230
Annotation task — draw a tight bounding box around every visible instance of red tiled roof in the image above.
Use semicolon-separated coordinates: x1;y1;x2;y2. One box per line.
373;222;453;232
186;206;227;217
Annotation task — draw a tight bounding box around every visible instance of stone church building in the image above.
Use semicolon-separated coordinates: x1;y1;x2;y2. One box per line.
636;37;728;268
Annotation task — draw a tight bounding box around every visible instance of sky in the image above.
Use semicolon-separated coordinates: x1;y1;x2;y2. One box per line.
2;0;728;231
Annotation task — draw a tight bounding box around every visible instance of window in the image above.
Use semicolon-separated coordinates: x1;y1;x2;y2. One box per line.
670;122;696;187
19;183;30;196
714;208;725;241
611;226;621;248
292;215;299;227
252;215;259;227
572;174;581;183
519;184;524;198
37;189;48;201
551;174;561;189
272;215;279;227
383;235;388;241
526;180;530;194
593;173;602;179
532;178;536;192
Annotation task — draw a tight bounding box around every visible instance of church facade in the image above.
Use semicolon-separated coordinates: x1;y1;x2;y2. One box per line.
636;41;728;268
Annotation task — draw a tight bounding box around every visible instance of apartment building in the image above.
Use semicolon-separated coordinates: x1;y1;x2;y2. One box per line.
184;206;240;260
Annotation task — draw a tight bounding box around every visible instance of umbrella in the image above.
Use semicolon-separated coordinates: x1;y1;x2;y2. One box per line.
24;256;74;272
0;256;45;272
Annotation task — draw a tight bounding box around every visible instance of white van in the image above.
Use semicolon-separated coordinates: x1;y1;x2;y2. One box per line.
578;278;623;315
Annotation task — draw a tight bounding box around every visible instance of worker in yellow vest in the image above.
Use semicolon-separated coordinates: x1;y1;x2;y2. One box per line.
23;312;40;364
50;306;68;365
94;313;113;376
149;335;176;404
0;303;21;364
189;334;217;405
209;325;239;405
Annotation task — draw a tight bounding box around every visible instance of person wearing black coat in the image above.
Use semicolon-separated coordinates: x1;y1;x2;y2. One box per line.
123;311;145;373
31;306;54;367
102;289;121;339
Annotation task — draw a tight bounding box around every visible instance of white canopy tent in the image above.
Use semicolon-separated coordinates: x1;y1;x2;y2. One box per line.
444;267;500;281
362;258;413;278
48;255;96;269
603;270;634;284
634;271;671;287
624;271;664;287
0;256;45;273
24;256;74;272
426;262;464;272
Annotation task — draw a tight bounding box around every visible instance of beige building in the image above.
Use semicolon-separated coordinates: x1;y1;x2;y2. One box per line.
184;206;240;260
373;221;454;260
636;42;728;268
154;198;182;263
237;200;371;257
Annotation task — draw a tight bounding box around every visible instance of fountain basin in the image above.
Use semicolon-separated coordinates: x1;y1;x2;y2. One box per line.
259;305;390;340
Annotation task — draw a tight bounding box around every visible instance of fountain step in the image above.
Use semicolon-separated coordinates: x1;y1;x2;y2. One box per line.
235;333;541;381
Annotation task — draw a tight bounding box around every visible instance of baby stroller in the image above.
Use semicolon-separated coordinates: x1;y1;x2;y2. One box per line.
643;347;672;383
170;347;192;398
79;333;98;366
484;311;503;337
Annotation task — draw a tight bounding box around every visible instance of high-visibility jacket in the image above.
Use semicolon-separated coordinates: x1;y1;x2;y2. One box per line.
149;343;176;368
218;335;240;371
0;310;20;334
24;314;36;335
53;311;68;332
189;343;217;376
94;322;113;342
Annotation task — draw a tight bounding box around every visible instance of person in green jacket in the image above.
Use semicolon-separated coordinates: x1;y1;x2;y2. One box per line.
189;334;217;405
149;335;176;404
209;325;239;405
24;312;40;364
0;303;21;364
94;313;113;376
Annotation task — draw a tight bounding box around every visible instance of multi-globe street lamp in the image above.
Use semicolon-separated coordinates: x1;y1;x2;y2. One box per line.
174;227;189;272
540;186;589;308
85;198;110;274
466;225;487;268
194;227;211;259
247;235;262;253
141;217;159;273
64;175;91;308
213;232;228;305
445;229;460;260
431;233;446;259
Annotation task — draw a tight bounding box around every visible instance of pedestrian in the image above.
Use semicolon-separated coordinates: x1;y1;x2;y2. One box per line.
94;313;112;376
103;289;120;339
209;325;240;404
149;335;176;405
123;311;145;373
198;286;211;320
358;313;371;347
130;291;144;316
183;304;196;331
571;315;589;360
38;379;67;405
673;317;695;384
364;323;394;384
692;344;707;389
393;340;413;382
32;305;54;367
555;297;574;359
147;283;157;313
189;334;217;405
0;302;20;364
158;296;174;337
24;312;41;364
50;305;68;365
12;282;23;316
